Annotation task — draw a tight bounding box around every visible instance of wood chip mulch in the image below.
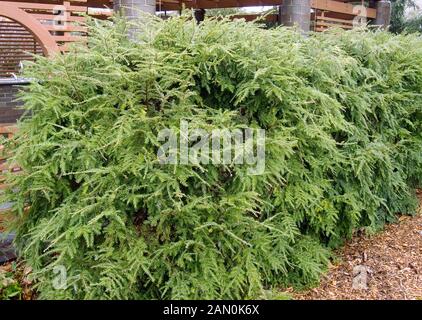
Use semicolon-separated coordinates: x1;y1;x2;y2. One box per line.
293;191;422;300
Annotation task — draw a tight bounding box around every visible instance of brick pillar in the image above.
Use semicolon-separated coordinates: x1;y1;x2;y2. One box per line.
279;0;311;32
373;0;391;28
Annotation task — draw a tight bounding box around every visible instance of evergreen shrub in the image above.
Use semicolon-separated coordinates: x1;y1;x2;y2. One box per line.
2;15;421;299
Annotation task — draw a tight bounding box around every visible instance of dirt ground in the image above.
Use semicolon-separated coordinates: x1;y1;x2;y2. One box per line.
293;190;422;300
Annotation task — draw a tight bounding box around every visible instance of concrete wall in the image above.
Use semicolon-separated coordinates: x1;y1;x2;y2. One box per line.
279;0;311;32
113;0;156;17
113;0;157;39
374;0;392;28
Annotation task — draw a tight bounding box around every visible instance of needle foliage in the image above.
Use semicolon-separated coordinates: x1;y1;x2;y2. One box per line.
2;15;421;299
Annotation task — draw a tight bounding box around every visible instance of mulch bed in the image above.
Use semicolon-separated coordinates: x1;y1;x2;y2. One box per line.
0;261;34;300
293;190;422;300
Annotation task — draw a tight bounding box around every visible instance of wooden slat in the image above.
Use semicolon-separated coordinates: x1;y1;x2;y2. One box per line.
157;0;375;17
0;61;38;65
317;16;355;24
0;54;39;58
0;55;40;58
0;126;18;135
0;55;38;59
0;33;32;37
0;34;39;38
0;52;42;55
0;61;35;65
0;43;41;47
44;24;87;32
0;39;39;42
0;63;22;66
158;0;285;10
0;29;27;32
0;56;40;59
0;62;28;67
316;21;353;29
0;68;31;73
0;26;27;31
53;35;87;42
0;52;38;56
311;0;376;19
32;14;86;23
0;49;41;52
1;2;87;12
0;20;24;23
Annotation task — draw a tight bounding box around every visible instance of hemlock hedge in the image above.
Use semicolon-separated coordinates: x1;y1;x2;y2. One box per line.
2;15;421;299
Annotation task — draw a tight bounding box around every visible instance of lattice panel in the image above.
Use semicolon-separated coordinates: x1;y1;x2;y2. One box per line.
312;11;356;32
0;16;43;78
13;1;89;52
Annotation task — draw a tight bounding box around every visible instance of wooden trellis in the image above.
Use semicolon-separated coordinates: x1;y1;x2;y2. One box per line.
0;0;380;78
0;0;112;78
0;17;44;78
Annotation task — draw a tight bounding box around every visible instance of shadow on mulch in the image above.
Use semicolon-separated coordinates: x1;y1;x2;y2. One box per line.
292;191;422;300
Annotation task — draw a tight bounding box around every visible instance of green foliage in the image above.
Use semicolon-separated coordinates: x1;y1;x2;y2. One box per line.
2;15;421;299
0;279;22;300
404;13;422;33
206;8;243;17
0;263;23;300
390;0;418;33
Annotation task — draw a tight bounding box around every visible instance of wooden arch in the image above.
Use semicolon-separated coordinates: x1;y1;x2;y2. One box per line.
0;2;60;57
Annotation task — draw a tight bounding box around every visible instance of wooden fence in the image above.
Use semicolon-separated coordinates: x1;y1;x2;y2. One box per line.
0;0;112;78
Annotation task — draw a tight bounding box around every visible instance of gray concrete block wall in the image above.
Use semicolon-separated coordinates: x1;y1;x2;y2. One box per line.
0;84;26;124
